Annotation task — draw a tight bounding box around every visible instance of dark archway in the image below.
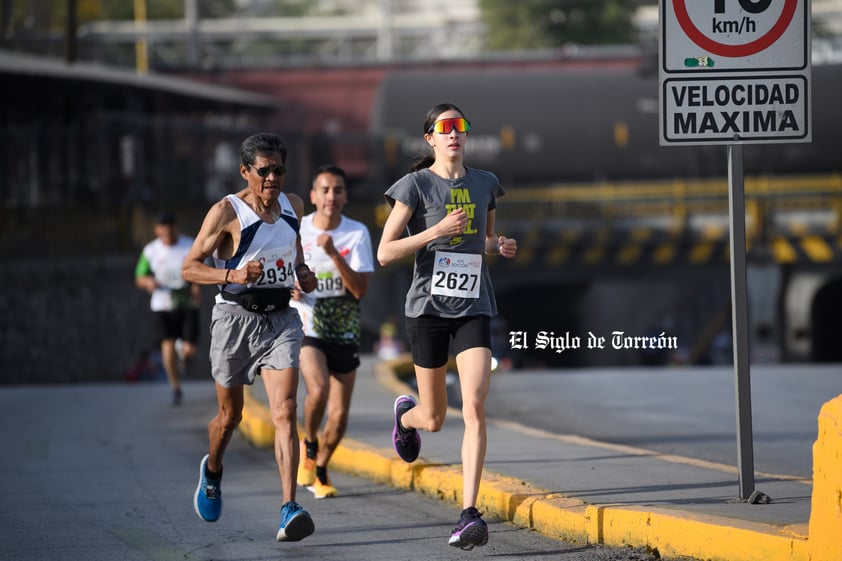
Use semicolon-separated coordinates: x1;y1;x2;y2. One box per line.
811;277;842;362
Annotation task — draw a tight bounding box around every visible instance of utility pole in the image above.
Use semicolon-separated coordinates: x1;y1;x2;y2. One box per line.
65;0;77;63
134;0;148;74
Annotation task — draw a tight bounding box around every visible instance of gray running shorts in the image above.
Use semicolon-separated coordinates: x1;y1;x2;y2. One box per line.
209;303;303;388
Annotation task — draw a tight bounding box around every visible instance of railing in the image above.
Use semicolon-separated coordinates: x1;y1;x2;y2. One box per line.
486;173;842;269
498;173;842;240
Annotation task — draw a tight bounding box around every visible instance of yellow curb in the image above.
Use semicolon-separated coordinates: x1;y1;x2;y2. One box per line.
373;354;416;395
531;495;591;542
240;385;275;449
592;506;809;561
237;360;839;561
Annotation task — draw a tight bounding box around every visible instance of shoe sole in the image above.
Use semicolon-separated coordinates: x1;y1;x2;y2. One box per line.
193;455;220;523
307;485;338;499
276;512;315;542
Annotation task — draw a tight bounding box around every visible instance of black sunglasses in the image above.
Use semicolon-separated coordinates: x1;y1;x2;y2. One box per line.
249;163;287;178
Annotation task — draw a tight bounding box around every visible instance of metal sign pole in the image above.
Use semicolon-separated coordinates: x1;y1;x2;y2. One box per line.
661;0;807;503
727;143;756;500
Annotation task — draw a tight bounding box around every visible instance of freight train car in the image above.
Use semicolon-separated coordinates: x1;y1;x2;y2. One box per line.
369;60;842;187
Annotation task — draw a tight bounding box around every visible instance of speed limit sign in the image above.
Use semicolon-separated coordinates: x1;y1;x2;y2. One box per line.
660;0;810;144
662;0;808;72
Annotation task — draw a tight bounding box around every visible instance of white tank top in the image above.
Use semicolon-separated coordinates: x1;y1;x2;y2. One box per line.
214;193;299;304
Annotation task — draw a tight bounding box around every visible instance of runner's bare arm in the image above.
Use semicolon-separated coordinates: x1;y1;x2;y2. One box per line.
377;201;466;266
319;233;370;300
182;198;242;286
288;193;317;293
484;208;517;258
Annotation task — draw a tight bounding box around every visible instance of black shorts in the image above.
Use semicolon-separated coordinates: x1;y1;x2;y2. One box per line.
405;315;491;369
302;336;360;374
154;309;199;344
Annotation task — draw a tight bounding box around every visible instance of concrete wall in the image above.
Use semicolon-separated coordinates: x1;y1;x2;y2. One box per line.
0;254;215;384
0;253;396;384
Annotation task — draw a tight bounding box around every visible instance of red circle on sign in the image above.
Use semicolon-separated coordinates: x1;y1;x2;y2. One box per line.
673;0;797;58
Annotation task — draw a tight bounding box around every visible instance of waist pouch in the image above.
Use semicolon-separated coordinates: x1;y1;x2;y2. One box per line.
220;288;291;313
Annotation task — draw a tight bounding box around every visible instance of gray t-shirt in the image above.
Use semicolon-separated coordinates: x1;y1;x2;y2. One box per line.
384;167;505;318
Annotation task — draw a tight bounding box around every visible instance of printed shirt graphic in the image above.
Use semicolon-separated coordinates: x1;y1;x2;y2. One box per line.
384;167;504;318
213;193;300;304
290;214;374;344
135;235;195;311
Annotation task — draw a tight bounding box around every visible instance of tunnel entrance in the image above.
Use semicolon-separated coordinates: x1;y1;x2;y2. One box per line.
811;277;842;362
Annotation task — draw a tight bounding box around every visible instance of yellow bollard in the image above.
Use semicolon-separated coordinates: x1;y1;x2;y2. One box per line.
808;394;842;561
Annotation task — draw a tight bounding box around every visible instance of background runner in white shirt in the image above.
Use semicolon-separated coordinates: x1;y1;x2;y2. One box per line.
291;164;374;499
134;211;200;406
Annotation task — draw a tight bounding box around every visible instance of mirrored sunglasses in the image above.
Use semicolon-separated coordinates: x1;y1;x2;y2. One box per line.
250;164;287;178
428;117;471;134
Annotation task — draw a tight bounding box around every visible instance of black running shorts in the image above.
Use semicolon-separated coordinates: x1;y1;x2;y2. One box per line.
302;336;360;374
154;308;199;344
405;315;491;369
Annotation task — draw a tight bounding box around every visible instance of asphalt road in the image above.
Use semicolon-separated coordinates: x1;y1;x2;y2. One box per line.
1;380;669;561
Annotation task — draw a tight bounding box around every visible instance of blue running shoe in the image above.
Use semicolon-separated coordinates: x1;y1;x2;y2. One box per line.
392;395;421;463
193;454;222;522
276;501;315;542
448;507;489;550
